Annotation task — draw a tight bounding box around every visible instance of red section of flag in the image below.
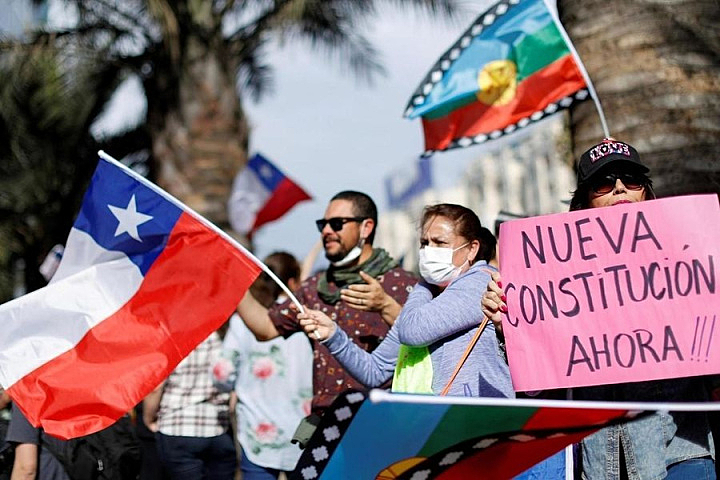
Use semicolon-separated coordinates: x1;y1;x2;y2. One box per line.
8;213;261;439
435;432;589;480
524;405;629;430
251;177;312;233
422;55;585;151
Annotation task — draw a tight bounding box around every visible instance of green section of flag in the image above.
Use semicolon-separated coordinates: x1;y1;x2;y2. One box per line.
418;404;537;456
514;22;569;81
423;22;570;121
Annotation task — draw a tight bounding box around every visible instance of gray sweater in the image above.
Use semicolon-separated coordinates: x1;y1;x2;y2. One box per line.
323;262;514;398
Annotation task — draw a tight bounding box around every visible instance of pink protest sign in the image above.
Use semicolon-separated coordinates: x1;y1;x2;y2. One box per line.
499;195;720;392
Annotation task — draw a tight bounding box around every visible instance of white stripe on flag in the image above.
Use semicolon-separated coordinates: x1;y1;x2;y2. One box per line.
227;165;270;234
0;229;143;387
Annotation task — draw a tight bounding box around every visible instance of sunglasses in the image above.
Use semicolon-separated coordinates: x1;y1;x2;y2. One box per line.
591;172;645;195
315;216;366;232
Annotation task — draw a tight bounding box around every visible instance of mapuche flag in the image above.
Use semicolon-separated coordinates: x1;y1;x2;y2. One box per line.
290;390;647;480
0;152;262;439
405;0;589;153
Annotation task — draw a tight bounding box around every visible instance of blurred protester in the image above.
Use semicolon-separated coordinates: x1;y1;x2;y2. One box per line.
213;252;312;480
482;138;716;479
6;403;68;480
143;332;235;480
236;191;417;419
133;403;169;480
299;203;512;398
0;388;12;480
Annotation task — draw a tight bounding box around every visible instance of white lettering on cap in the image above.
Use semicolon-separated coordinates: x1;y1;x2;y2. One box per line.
589;141;631;162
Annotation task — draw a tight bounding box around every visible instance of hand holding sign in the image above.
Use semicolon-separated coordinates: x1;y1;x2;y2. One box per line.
481;271;507;334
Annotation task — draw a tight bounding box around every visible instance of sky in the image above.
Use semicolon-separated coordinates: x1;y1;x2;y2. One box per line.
23;0;531;267
91;2;500;266
243;3;495;263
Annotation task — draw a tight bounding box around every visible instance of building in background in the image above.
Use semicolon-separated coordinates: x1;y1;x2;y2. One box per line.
377;115;575;271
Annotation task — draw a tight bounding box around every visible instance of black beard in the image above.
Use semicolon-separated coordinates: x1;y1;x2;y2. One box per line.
324;248;347;263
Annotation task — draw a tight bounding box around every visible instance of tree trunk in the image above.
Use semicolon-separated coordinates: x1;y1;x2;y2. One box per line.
148;34;249;232
559;0;720;196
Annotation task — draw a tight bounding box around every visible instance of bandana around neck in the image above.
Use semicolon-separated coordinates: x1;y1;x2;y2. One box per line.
317;248;398;304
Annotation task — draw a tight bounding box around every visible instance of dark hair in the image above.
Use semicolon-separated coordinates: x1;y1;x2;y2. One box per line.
421;204;484;264
331;190;378;243
478;227;497;263
569;165;656;211
250;251;301;308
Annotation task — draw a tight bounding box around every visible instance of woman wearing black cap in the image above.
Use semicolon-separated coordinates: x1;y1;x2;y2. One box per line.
482;139;716;479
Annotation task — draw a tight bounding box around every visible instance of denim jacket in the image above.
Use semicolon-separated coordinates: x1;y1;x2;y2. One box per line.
576;377;715;480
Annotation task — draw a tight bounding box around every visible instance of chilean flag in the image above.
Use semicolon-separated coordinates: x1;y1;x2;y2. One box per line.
227;153;312;236
0;152;262;439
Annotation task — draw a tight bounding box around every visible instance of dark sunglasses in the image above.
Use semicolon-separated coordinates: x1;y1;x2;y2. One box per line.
591;172;645;195
315;216;366;232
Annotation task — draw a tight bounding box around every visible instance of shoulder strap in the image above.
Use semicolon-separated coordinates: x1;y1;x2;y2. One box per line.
440;316;489;396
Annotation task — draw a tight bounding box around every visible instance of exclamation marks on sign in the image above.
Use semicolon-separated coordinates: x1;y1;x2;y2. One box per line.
691;315;716;362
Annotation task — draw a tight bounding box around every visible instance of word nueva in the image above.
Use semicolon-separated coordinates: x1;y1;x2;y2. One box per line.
521;211;660;269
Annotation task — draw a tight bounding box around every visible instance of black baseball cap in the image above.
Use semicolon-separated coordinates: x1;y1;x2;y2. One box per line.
577;138;649;183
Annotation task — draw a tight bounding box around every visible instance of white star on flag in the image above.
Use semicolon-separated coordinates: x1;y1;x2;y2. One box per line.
108;194;153;242
259;164;273;180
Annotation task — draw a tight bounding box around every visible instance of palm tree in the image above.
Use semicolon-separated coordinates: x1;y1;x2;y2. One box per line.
558;0;720;196
0;0;461;300
26;0;461;229
0;44;127;301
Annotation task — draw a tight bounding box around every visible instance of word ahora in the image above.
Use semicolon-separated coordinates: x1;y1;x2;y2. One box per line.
566;326;683;376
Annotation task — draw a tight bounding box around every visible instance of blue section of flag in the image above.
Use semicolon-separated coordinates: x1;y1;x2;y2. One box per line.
73;158;183;275
248;153;284;192
385;156;433;209
322;400;448;479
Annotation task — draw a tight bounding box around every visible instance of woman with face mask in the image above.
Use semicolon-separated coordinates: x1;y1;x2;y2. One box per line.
298;203;513;398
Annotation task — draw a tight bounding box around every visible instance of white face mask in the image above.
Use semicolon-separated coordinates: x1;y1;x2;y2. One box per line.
331;222;367;267
418;243;468;286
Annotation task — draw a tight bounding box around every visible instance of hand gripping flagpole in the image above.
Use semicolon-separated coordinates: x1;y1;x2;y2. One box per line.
542;0;610;139
97;151;305;314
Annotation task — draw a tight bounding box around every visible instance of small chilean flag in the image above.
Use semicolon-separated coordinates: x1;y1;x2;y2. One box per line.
227;153;312;236
0;152;262;439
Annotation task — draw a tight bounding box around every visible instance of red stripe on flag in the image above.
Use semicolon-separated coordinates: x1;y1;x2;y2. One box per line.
436;432;589;479
523;406;629;430
9;213;261;439
421;55;586;151
251;177;311;232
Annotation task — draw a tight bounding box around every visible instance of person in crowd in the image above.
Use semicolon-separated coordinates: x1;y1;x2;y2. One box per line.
236;191;417;417
481;138;717;479
213;251;313;480
143;331;236;480
299;203;513;398
6;403;68;480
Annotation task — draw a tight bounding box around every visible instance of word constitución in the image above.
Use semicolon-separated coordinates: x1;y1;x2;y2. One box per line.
505;212;715;328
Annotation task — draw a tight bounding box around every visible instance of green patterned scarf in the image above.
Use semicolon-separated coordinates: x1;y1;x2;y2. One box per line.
317;248;398;304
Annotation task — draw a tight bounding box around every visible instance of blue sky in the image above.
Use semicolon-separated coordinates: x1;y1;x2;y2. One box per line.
244;3;494;263
61;1;506;264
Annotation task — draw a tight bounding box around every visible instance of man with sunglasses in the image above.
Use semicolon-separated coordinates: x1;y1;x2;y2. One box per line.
236;191;416;419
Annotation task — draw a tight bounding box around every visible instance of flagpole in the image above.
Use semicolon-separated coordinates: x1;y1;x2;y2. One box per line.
368;389;720;412
97;151;305;314
542;0;610;138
